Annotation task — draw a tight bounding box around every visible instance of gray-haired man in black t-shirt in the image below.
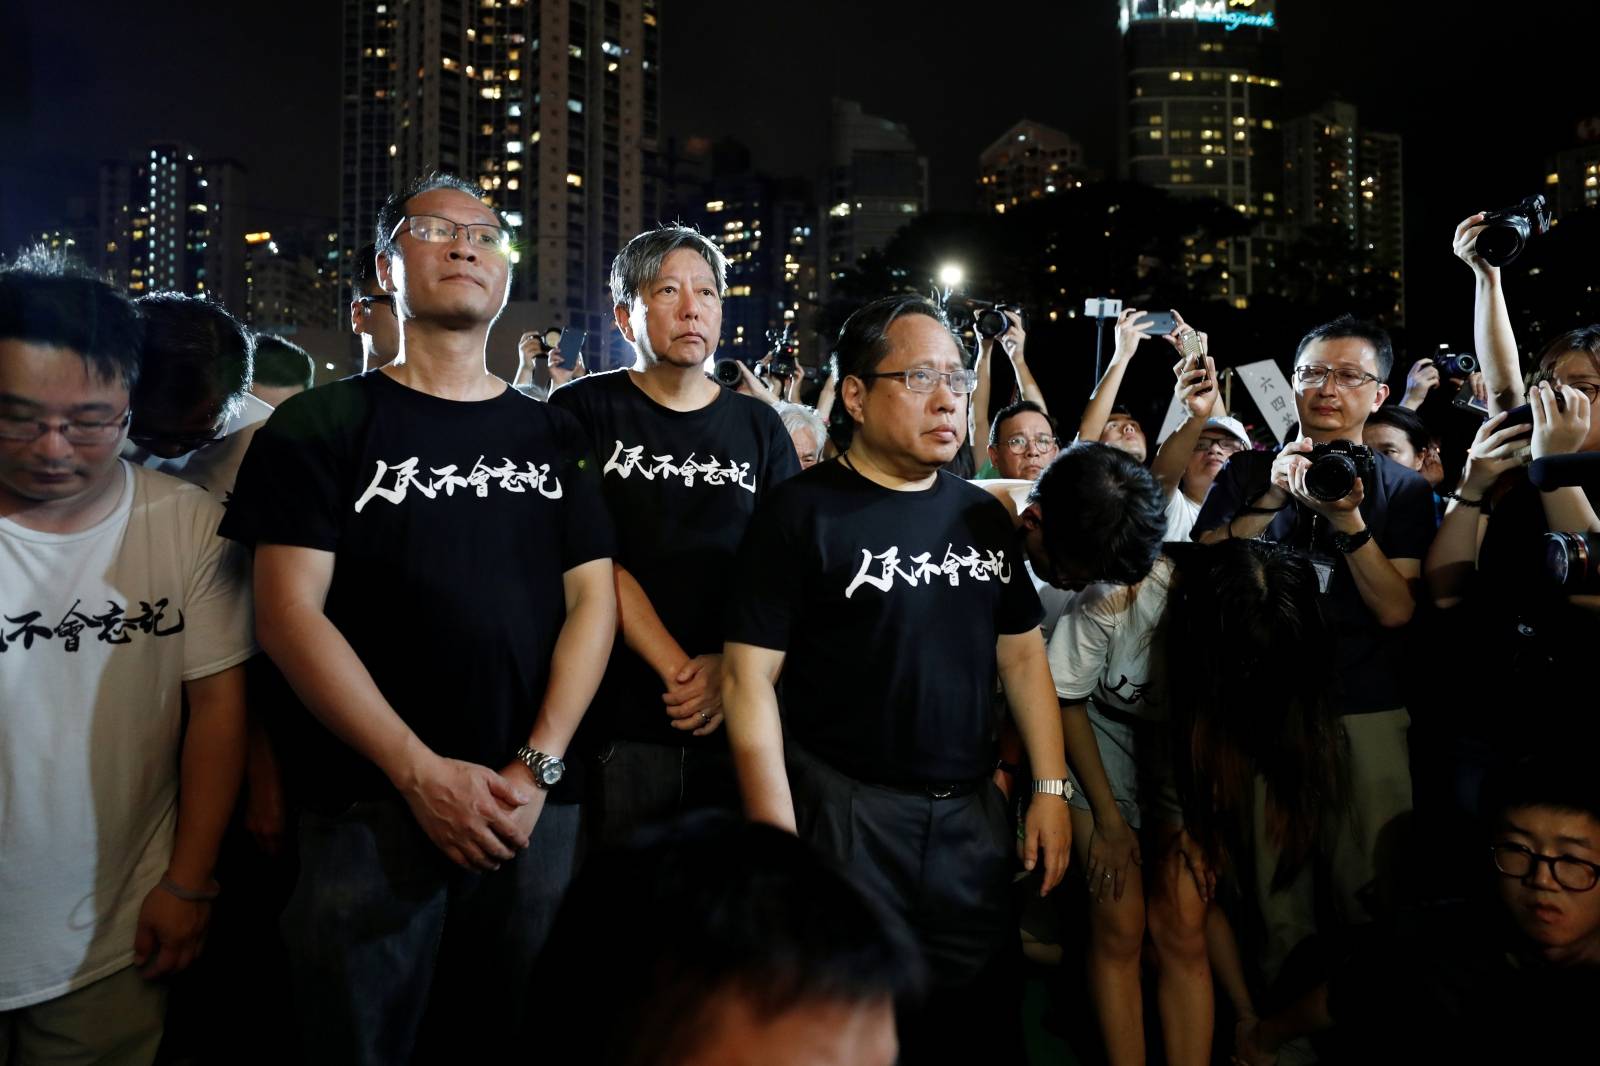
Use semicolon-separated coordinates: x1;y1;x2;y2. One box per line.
723;294;1070;1061
549;225;799;847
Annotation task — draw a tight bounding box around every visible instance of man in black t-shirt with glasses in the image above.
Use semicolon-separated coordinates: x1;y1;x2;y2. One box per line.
222;174;617;1063
550;225;799;846
723;294;1071;1062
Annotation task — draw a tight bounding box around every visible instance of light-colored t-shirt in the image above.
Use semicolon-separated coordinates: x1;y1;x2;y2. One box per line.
0;463;256;1010
122;392;274;503
1046;555;1174;721
1164;488;1204;545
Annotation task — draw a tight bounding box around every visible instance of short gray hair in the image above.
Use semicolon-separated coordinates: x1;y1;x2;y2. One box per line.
609;225;729;309
774;401;827;460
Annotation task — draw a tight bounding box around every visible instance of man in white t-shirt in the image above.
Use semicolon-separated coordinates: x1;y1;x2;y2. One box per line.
120;292;271;507
0;257;255;1063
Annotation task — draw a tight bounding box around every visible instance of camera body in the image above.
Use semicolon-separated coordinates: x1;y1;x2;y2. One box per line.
1476;194;1552;268
712;358;747;388
1434;353;1478;377
947;297;1025;340
1546;531;1600;591
1304;440;1377;502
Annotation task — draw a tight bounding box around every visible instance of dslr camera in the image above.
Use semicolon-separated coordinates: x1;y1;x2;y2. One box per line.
946;297;1025;340
1434;352;1478;377
760;324;823;383
1475;194;1552;268
712;355;755;388
1304;440;1377;502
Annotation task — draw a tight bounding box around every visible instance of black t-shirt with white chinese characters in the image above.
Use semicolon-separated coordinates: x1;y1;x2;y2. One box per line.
548;369;801;748
726;460;1045;787
1191;447;1437;714
220;372;615;812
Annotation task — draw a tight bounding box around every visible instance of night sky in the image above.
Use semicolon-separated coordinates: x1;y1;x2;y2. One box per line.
4;0;1598;341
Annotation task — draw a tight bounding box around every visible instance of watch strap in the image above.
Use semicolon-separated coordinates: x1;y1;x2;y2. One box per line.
1031;778;1075;801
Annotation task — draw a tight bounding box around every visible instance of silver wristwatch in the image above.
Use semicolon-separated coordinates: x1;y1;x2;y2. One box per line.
1032;778;1075;801
515;746;566;789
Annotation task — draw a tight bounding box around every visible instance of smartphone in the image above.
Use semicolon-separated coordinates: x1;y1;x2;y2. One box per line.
1452;378;1490;418
1133;310;1177;336
557;327;586;356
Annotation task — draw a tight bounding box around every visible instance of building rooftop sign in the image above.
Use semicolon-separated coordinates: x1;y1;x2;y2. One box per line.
1120;0;1277;33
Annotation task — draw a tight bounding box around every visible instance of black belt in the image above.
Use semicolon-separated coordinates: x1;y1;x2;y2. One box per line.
876;778;985;800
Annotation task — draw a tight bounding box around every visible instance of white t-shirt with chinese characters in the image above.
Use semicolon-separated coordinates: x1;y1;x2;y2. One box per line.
121;391;274;503
1046;555;1174;722
0;463;256;1010
1165;489;1204;545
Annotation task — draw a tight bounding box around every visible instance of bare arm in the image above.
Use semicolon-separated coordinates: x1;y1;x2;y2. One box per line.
815;363;839;424
1077;307;1155;444
255;544;530;870
1454;213;1523;413
133;663;248;979
1424;413;1530;608
1151;352;1219;499
970;336;995;471
1531;384;1600;534
997;629;1071;895
722;641;795;831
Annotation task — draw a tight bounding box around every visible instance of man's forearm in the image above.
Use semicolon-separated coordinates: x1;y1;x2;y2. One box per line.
997;635;1068;780
1076;358;1132;444
615;565;690;681
258;600;424;785
525;572;616;758
1343;540;1416;628
1475;273;1524;414
722;660;796;830
1012;357;1047;412
169;666;249;887
1196;506;1276;544
1152;414;1207;498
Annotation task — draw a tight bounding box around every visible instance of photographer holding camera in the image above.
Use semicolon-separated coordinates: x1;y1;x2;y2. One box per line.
969;308;1047;477
1193;315;1437;979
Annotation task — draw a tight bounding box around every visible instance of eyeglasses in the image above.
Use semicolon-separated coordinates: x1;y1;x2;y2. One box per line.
1195;436;1247;456
1293;365;1382;390
1002;434;1060;454
1491;842;1600;892
390;214;511;254
1553;380;1600;404
129;427;227;453
0;408;132;446
858;367;979;395
357;294;396;314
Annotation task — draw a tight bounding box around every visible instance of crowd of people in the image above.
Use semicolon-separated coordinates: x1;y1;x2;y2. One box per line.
1;172;1597;1066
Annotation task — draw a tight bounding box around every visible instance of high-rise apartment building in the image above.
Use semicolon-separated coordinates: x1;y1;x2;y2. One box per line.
1547;122;1600;218
823;99;928;284
98;144;246;312
341;0;661;369
245;229;344;335
1283;100;1405;322
338;0;399;310
1120;0;1283;305
977;119;1087;214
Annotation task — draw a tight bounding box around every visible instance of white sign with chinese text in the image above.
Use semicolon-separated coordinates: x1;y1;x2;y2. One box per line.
1233;360;1298;443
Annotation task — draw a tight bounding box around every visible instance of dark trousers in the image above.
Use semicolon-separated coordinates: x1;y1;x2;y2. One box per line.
588;738;741;850
787;745;1025;1065
281;796;580;1066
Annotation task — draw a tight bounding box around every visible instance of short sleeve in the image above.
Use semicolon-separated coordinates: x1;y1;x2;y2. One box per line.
1046;588;1116;702
724;488;803;653
1379;468;1440;562
180;493;258;681
220;388;354;552
549;407;616;572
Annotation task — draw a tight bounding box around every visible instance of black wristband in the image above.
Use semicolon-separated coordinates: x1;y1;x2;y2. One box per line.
1442;490;1484;507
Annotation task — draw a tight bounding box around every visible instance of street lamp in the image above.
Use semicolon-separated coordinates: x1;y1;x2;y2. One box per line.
935;262;964;305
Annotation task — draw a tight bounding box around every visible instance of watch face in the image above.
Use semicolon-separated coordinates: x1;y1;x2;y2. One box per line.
538;758;565;786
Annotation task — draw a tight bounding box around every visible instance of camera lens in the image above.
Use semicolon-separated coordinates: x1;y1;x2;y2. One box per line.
1304;453;1358;502
976;307;1009;339
1437;353;1478;377
1476;217;1530;268
1545;531;1598;589
712;359;743;388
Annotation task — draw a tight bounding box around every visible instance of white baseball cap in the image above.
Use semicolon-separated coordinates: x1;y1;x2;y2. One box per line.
1204;415;1251;446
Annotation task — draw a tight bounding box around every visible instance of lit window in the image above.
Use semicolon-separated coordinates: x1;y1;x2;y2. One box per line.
507;140;523;153
705;200;725;212
569;45;583;58
506;211;524;227
568;98;583;112
567;173;583;187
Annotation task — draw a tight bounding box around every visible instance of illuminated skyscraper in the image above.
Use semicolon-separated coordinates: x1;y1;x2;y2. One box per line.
1284;101;1406;322
977;119;1087;214
342;0;661;368
824;99;928;284
97;144;246;312
1120;0;1283;304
